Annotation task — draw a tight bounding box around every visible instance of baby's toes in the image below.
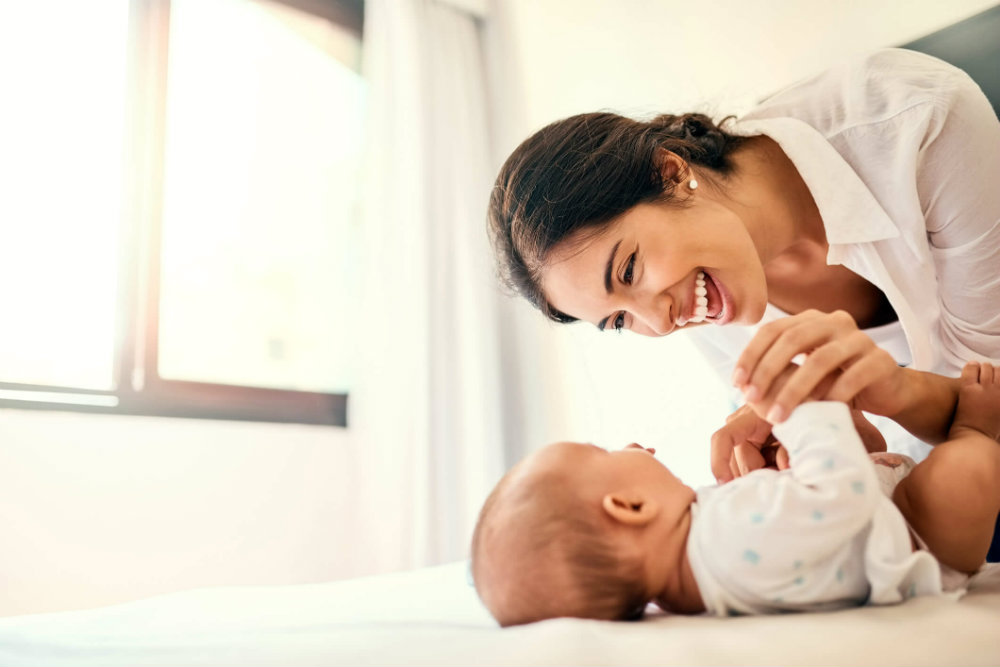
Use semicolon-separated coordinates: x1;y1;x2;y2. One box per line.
961;361;982;386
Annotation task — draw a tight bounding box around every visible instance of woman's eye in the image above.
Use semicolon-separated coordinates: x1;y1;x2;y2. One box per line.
623;254;635;284
613;312;626;332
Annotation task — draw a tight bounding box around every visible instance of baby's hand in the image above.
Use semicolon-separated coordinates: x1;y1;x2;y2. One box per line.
712;364;840;483
710;404;790;483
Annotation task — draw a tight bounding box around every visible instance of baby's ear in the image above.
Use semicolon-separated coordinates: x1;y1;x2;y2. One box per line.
602;492;660;526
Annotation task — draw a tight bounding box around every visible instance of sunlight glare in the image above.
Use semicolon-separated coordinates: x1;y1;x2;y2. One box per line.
0;3;128;390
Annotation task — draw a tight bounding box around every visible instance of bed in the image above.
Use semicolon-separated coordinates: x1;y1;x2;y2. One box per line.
1;560;998;666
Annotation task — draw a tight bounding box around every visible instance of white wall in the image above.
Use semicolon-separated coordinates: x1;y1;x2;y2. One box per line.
0;410;382;616
507;0;998;127
1;0;995;618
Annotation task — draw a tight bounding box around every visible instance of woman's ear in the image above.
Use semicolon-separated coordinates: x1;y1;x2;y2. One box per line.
602;492;660;526
654;148;687;185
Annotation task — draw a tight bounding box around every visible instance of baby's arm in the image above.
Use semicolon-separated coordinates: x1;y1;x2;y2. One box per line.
770;402;881;524
696;402;883;610
877;368;960;445
730;403;883;550
891;362;1000;573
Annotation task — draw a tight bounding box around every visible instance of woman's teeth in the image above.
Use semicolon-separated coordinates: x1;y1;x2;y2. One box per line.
689;271;709;323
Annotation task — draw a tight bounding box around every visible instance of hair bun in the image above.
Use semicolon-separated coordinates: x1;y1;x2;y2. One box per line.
684;116;708;138
648;113;735;169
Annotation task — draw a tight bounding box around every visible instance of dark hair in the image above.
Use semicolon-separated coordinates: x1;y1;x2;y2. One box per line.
487;112;745;322
471;467;649;627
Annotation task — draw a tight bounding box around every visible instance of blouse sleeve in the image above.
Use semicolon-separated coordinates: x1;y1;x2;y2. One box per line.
919;70;1000;365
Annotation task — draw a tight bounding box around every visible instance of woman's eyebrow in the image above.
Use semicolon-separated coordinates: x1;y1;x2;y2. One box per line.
604;239;622;293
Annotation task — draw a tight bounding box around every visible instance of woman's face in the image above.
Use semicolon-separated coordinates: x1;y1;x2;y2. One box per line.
539;194;768;337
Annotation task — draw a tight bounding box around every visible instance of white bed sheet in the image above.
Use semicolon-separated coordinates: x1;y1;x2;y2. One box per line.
1;561;998;666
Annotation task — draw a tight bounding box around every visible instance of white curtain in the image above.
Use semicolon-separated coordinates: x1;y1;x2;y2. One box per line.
349;0;506;573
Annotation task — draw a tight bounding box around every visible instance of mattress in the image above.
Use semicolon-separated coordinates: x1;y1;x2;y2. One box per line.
1;560;998;666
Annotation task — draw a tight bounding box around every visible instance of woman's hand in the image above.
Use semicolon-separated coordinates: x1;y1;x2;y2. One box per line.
730;309;908;423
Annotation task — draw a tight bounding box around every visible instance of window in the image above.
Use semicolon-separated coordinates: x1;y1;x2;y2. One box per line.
0;0;364;426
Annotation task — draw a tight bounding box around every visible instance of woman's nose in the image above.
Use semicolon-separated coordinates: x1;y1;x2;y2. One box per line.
630;293;674;336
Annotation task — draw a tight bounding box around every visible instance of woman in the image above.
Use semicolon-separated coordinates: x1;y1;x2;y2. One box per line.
487;49;1000;557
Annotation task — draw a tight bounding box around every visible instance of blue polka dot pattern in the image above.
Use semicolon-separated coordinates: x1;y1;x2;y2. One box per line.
743;549;760;565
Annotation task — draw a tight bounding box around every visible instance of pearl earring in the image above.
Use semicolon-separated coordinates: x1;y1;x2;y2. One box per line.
688;178;698;190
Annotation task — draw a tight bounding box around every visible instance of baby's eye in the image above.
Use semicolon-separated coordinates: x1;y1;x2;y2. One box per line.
613;312;626;332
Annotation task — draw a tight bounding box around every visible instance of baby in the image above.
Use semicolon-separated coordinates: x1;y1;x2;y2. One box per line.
471;362;1000;625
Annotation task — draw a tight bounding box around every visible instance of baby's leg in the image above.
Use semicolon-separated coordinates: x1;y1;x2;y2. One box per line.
892;362;1000;574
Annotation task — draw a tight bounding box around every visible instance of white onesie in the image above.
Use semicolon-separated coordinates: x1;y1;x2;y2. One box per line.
686;401;948;616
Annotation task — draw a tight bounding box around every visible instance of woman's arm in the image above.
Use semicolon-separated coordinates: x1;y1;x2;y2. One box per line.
919;71;1000;367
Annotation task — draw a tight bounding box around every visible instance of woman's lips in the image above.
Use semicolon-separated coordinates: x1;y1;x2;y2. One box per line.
703;270;734;325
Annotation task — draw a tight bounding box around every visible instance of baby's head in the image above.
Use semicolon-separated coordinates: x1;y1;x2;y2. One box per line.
470;441;695;627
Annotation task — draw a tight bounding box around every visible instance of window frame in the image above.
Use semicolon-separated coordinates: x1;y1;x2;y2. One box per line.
0;0;359;427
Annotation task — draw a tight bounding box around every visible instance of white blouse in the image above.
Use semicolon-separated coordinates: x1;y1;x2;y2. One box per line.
689;48;1000;456
691;49;1000;458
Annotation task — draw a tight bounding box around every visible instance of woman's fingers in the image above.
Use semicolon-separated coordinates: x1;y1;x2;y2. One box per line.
732;310;843;399
763;332;873;421
725;403;753;424
734;310;897;423
824;347;905;416
740;311;859;403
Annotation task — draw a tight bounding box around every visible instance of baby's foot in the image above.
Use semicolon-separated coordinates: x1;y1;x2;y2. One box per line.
949;362;1000;442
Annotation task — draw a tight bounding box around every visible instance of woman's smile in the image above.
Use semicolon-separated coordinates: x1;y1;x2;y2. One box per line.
701;270;735;325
